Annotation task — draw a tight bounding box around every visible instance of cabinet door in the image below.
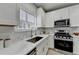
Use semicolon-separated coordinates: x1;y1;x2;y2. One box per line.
45;13;54;27
37;38;48;55
73;38;79;54
37;7;41;27
52;10;61;21
48;7;69;22
43;39;48;55
48;35;54;49
37;7;45;27
37;44;44;55
70;5;79;26
57;8;69;19
0;4;17;25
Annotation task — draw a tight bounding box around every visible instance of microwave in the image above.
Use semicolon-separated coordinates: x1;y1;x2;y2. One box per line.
54;19;70;27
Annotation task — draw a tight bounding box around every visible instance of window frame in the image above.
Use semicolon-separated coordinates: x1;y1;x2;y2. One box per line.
15;9;37;32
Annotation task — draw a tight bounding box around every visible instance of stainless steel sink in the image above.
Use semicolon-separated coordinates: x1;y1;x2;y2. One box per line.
27;36;43;43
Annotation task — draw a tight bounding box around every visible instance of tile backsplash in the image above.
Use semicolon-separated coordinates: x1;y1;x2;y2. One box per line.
45;28;54;34
36;27;54;34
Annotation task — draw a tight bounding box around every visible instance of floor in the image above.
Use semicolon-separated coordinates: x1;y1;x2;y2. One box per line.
47;49;64;55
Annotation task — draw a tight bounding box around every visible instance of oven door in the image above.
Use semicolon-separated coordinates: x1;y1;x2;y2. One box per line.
54;39;73;52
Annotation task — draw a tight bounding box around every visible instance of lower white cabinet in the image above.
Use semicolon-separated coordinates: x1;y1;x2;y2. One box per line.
73;37;79;54
36;38;48;55
48;35;54;49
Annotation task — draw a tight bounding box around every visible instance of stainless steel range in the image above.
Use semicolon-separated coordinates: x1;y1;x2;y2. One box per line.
54;30;73;53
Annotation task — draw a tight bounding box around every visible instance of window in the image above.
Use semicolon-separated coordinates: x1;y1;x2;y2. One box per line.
27;12;36;28
15;9;36;31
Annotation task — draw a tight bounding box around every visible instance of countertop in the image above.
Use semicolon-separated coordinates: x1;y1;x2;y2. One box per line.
0;34;49;55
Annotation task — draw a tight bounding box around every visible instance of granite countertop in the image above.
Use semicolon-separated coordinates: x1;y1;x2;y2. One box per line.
0;34;49;55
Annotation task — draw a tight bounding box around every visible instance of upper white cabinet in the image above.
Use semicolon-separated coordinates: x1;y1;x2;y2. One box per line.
69;5;79;27
37;7;45;27
0;4;17;26
52;7;69;21
45;12;54;27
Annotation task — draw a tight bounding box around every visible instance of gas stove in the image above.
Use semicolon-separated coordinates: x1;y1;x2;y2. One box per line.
54;30;73;41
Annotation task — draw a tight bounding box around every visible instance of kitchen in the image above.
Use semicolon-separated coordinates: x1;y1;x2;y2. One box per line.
0;3;79;55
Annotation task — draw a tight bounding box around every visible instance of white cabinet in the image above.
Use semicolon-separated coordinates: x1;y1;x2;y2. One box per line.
37;38;48;55
56;8;69;20
45;10;60;26
73;37;79;54
37;7;45;27
69;5;79;26
45;13;54;27
0;4;17;25
52;7;69;21
48;35;54;49
52;10;62;21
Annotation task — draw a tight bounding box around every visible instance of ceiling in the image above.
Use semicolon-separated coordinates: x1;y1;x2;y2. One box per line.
34;3;77;12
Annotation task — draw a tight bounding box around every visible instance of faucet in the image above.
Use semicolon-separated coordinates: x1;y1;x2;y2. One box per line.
0;33;10;48
0;38;10;48
31;29;33;37
30;28;37;37
3;38;10;48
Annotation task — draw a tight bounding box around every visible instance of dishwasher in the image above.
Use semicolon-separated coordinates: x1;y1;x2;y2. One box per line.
27;47;37;55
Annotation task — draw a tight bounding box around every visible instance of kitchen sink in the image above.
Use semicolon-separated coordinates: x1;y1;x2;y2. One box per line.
27;36;43;43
